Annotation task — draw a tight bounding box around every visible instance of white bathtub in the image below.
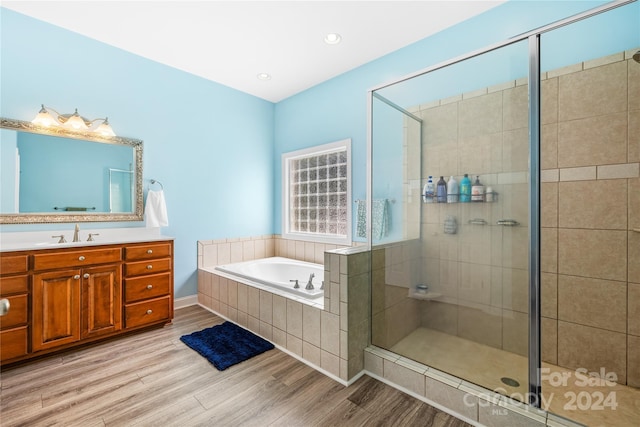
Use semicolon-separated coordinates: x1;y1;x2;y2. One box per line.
214;257;324;301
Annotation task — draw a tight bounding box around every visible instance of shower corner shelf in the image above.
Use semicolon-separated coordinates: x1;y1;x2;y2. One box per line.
408;288;443;301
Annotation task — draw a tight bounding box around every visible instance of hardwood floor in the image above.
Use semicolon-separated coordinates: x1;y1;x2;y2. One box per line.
0;305;471;427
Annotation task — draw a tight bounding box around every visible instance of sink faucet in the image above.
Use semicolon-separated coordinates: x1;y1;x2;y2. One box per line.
73;224;80;242
305;273;315;290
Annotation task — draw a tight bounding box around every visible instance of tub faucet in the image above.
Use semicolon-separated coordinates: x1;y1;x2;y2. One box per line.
72;224;80;242
306;273;315;290
290;279;300;289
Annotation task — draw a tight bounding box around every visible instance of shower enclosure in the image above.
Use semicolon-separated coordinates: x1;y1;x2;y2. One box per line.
368;1;639;425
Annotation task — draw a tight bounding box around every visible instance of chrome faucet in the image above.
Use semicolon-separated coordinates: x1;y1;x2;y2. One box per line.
52;234;66;243
73;224;80;242
305;273;315;290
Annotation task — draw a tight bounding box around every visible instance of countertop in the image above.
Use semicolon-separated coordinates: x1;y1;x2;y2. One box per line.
0;227;173;252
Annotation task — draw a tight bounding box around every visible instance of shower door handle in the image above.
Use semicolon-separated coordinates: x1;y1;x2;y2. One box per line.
497;219;520;226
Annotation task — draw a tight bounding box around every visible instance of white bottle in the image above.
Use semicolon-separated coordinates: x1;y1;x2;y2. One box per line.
423;176;435;203
447;176;458;203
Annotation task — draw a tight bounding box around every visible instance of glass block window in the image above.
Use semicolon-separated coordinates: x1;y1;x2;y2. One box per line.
282;139;351;245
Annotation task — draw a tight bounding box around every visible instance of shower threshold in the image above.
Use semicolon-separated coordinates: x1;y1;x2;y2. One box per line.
391;327;640;426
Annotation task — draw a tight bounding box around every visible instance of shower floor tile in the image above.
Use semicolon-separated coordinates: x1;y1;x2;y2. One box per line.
391;327;640;427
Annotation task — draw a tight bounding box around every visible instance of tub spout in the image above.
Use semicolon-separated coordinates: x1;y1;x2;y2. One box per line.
290;279;300;289
306;273;315;290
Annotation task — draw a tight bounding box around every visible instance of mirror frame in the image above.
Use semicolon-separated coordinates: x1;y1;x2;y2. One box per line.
0;117;144;224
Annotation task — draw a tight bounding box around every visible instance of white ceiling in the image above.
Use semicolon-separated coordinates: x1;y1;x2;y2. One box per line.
2;1;505;102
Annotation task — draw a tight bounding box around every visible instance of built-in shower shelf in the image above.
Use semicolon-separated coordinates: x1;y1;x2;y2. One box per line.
408;289;443;300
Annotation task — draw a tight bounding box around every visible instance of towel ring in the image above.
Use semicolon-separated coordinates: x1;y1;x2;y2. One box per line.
149;179;164;190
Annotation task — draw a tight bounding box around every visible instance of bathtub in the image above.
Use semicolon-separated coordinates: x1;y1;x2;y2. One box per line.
214;257;324;301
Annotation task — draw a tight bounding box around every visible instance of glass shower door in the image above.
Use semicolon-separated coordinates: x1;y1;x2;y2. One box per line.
370;38;532;401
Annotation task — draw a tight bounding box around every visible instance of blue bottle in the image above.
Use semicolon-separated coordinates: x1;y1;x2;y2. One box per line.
460;174;471;202
436;176;447;203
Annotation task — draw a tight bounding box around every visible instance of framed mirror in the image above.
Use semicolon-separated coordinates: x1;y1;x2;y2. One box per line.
0;117;143;224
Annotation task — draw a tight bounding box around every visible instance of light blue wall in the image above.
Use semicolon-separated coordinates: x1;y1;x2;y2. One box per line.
371;98;406;243
0;8;275;298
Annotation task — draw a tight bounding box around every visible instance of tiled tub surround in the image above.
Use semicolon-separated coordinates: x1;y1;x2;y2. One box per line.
198;236;370;383
399;49;640;389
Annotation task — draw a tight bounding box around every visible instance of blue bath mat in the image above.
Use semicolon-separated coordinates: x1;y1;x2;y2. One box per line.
180;321;274;370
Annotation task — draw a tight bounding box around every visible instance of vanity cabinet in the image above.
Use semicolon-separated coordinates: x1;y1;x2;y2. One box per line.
32;262;122;351
123;242;173;329
0;239;173;366
0;253;30;362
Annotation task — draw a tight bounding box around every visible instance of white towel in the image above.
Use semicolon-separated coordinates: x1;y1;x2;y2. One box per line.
144;190;169;227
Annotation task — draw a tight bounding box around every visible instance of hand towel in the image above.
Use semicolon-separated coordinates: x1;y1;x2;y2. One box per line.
356;199;367;238
371;199;389;240
355;199;389;240
145;189;169;227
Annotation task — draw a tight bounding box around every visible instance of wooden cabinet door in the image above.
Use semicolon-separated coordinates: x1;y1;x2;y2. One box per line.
81;264;122;339
32;269;81;351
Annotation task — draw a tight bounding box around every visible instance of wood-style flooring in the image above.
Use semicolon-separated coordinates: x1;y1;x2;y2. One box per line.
0;305;471;427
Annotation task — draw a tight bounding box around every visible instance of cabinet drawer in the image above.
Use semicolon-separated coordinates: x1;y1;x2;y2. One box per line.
125;273;171;303
125;258;171;277
0;275;29;295
125;243;172;261
0;254;28;275
33;248;121;271
125;296;171;328
0;326;28;361
0;294;28;330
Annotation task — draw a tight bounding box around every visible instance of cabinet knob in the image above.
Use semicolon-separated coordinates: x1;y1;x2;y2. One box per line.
146;265;153;270
146;284;153;289
74;274;81;280
0;298;10;316
78;256;86;261
146;309;153;315
83;273;90;279
147;249;153;254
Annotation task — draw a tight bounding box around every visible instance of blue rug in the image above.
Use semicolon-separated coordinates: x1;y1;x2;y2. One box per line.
180;321;274;370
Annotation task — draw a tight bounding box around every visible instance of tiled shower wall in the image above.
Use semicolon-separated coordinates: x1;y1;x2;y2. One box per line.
371;240;423;349
410;72;532;358
539;49;640;387
404;48;639;386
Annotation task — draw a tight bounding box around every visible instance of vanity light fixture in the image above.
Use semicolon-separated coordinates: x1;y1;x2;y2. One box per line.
324;33;342;45
256;73;271;81
31;104;116;136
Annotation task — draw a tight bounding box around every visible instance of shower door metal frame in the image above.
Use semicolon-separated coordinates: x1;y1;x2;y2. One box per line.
367;0;636;410
527;33;542;405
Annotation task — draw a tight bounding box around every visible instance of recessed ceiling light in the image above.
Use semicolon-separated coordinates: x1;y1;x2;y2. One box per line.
257;73;271;80
324;33;342;45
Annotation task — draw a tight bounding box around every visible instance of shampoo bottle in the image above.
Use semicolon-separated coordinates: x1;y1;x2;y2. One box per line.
471;176;485;202
423;176;435;203
436;176;447;203
460;174;471;202
447;176;458;203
